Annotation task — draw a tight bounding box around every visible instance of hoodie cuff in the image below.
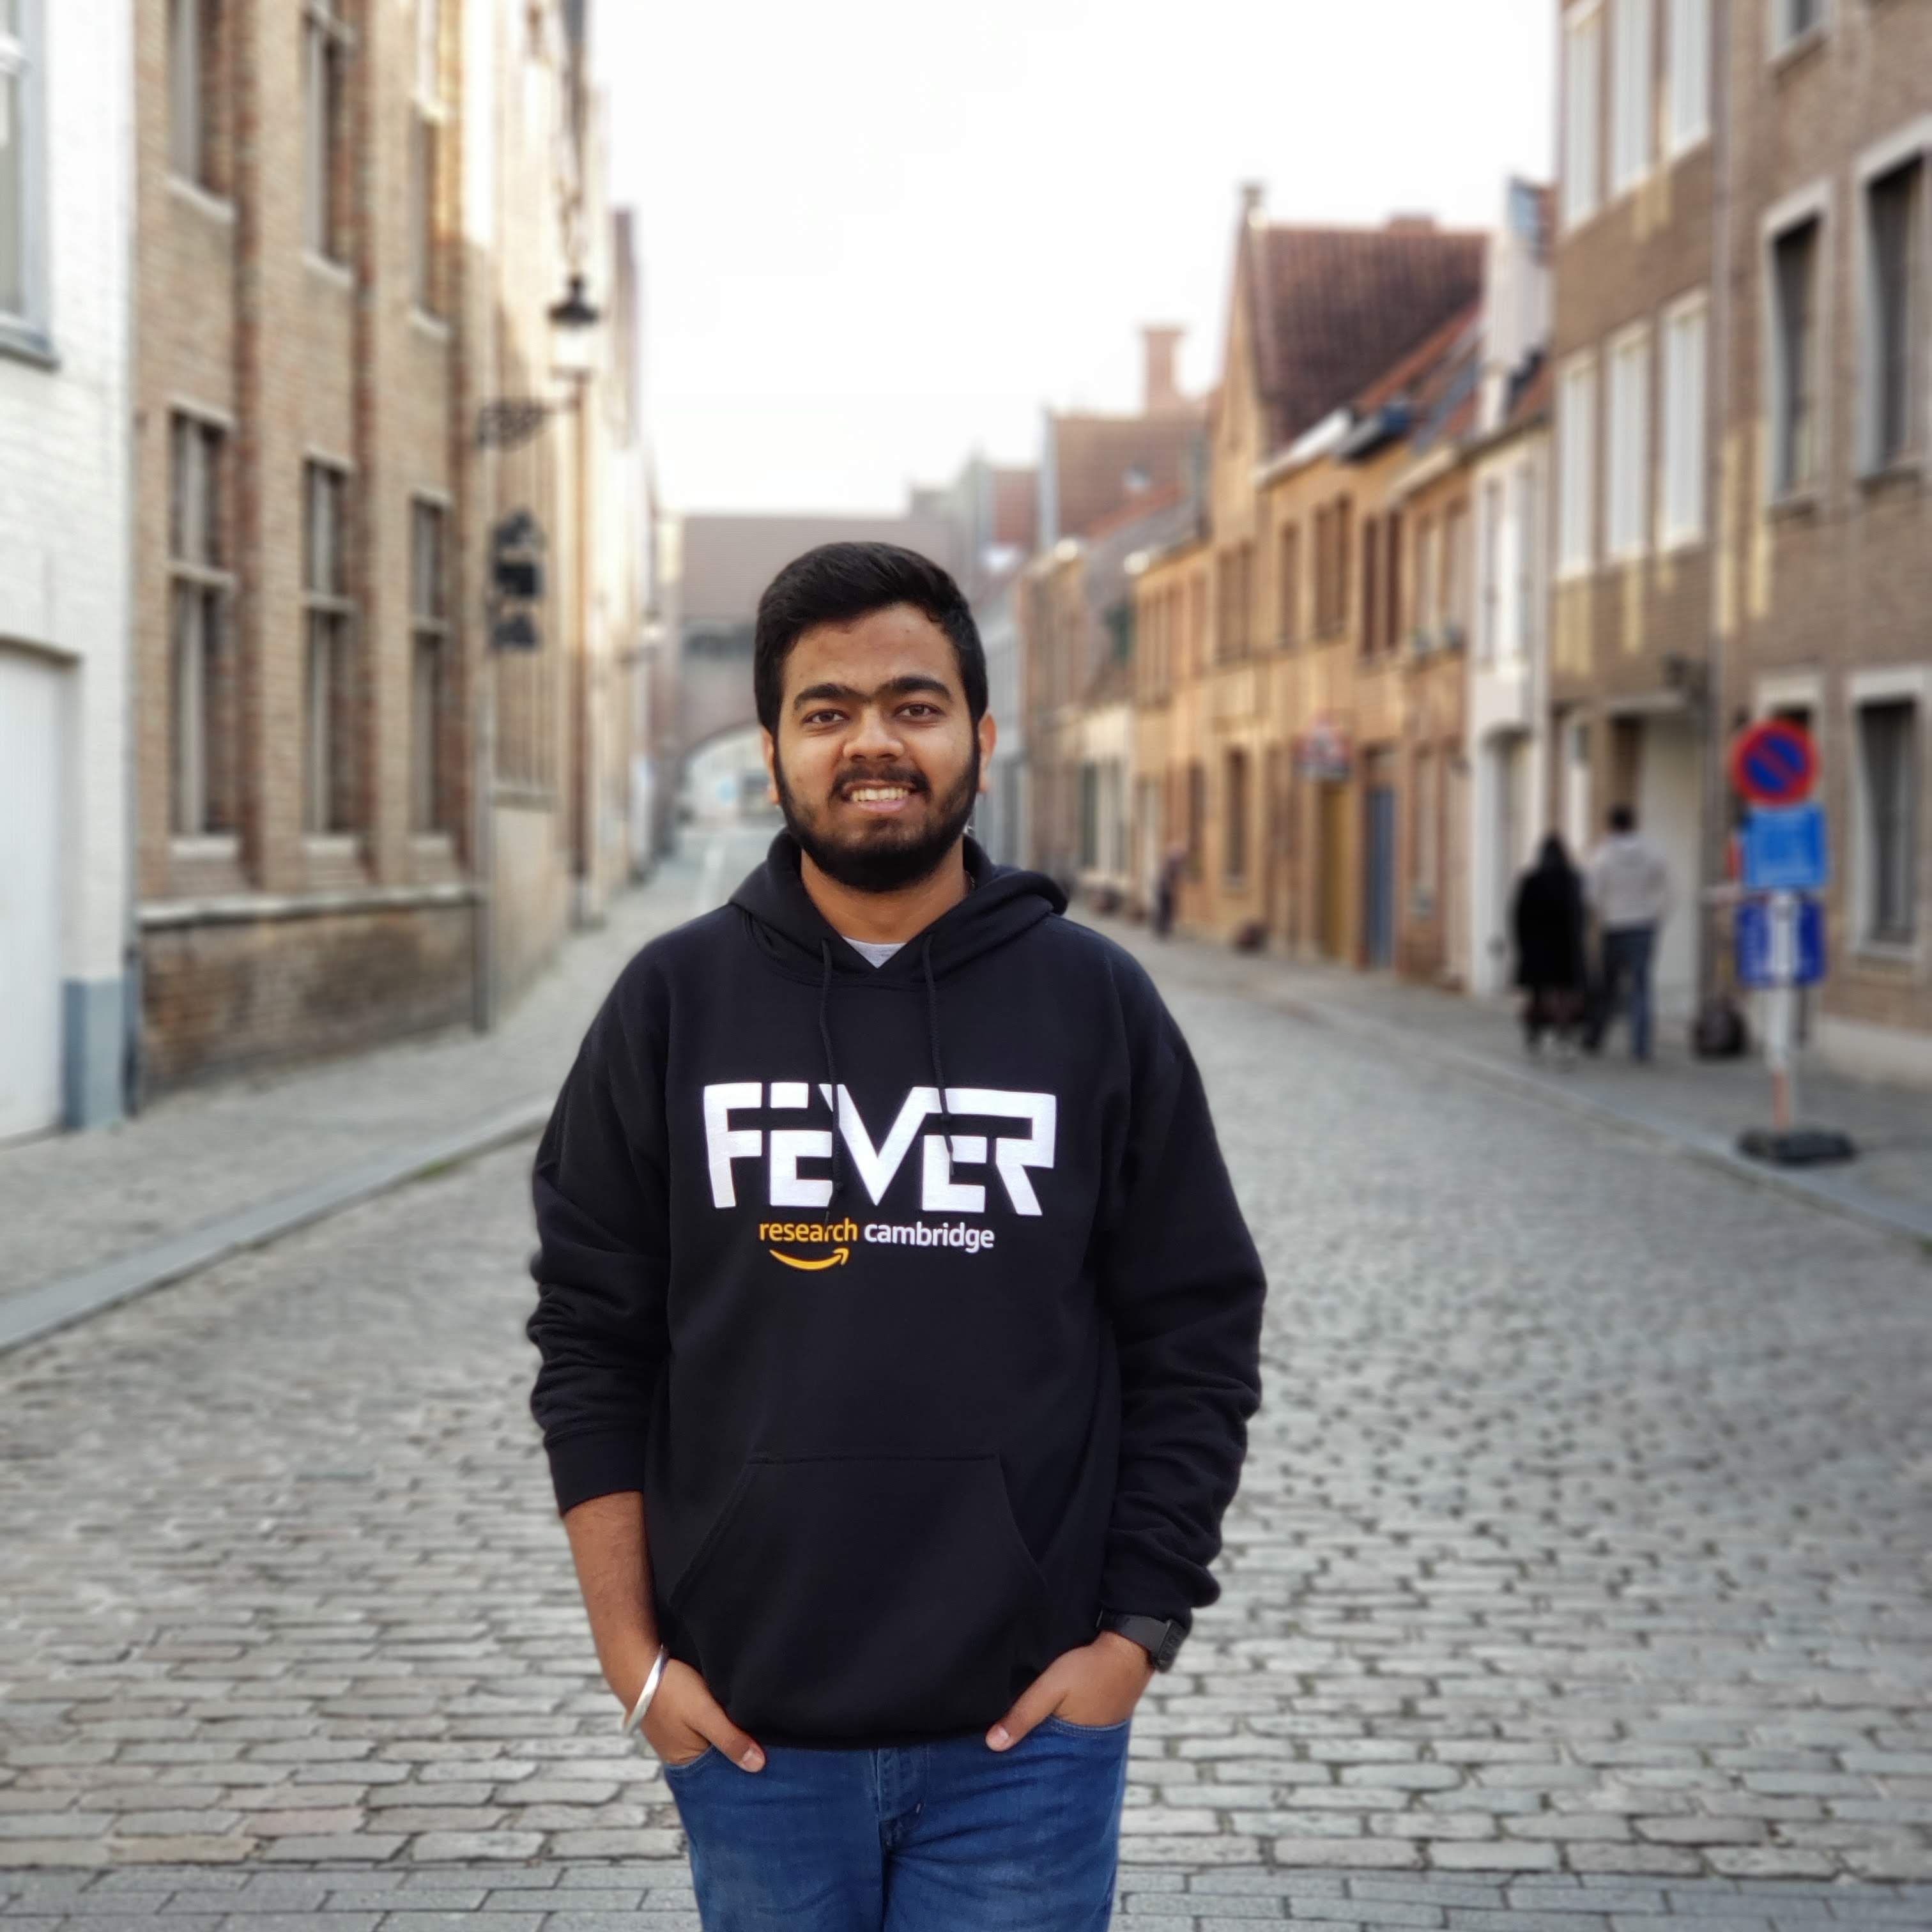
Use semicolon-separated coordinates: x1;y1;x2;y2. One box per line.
544;1430;652;1517
1097;1552;1202;1634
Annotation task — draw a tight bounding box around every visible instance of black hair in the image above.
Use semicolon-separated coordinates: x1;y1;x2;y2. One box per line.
1608;804;1636;834
753;542;987;734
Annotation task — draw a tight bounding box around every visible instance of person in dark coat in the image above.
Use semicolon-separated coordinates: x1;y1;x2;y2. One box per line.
1511;832;1588;1059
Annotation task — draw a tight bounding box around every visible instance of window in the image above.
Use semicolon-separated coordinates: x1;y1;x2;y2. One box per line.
1224;750;1250;884
410;500;448;835
1867;158;1922;471
1771;216;1821;495
302;462;355;836
1606;329;1650;558
1278;523;1301;645
1479;480;1504;663
1382;509;1403;654
1667;0;1709;153
168;415;236;838
1441;502;1468;643
1078;762;1099;871
1512;462;1539;661
302;0;351;261
0;0;38;326
1772;0;1823;54
410;0;445;313
1559;357;1597;572
1413;747;1439;902
1186;574;1206;677
1361;517;1383;656
1611;0;1654;194
168;0;227;192
1422;518;1437;645
1858;699;1917;944
1661;296;1707;542
1563;3;1604;228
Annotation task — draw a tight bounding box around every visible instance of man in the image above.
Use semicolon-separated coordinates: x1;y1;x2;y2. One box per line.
1583;803;1672;1062
526;542;1265;1931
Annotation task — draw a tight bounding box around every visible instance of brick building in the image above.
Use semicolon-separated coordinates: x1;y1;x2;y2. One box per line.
132;0;644;1096
0;0;137;1138
1022;327;1206;884
1552;0;1932;1075
1134;190;1485;954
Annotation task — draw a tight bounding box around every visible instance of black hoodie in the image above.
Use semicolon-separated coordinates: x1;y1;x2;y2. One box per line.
526;833;1265;1747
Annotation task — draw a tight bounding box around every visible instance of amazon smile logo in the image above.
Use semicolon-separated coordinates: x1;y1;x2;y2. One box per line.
759;1218;860;1270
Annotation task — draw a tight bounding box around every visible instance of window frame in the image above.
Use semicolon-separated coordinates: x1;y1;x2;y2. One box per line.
1666;0;1710;157
301;0;355;267
409;493;451;838
1557;351;1600;578
301;457;356;840
1855;118;1932;479
1605;321;1652;562
1660;288;1710;548
1563;0;1606;234
1609;0;1655;198
1848;668;1924;957
167;408;238;846
408;0;448;319
1762;183;1832;507
1768;0;1828;63
0;0;48;353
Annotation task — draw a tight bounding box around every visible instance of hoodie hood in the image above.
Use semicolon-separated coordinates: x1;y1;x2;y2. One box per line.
728;831;1065;983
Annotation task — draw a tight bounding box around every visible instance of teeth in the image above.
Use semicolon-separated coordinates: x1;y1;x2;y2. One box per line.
848;786;910;802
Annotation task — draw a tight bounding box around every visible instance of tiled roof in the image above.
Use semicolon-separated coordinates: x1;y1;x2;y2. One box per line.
1249;224;1487;452
1049;410;1204;544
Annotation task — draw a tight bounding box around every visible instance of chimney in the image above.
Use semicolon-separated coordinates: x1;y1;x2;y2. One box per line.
1142;325;1184;415
1386;213;1438;233
1239;181;1266;222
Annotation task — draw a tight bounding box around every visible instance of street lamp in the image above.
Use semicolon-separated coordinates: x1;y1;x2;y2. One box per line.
475;275;603;450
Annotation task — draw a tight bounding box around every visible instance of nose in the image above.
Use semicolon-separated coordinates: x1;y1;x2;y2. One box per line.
845;704;905;760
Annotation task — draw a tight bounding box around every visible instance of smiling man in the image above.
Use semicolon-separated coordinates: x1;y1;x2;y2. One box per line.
526;542;1266;1931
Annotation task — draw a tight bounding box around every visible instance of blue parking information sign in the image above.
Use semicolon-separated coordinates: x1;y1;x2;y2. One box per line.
1736;895;1825;988
1742;804;1828;892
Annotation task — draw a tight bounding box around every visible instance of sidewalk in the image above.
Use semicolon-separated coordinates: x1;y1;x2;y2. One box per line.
0;852;717;1342
1090;910;1932;1248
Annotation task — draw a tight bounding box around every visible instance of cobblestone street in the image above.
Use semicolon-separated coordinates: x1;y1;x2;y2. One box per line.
5;845;1932;1928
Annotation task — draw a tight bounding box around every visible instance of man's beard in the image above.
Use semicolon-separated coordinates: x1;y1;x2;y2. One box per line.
774;744;979;894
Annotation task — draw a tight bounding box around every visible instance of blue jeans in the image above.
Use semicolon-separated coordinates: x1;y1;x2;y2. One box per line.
662;1717;1131;1931
1598;924;1657;1060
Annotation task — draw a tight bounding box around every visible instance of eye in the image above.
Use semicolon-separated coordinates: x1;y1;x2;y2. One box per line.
900;703;941;720
802;709;845;727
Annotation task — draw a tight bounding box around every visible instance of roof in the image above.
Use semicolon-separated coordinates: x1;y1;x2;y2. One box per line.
1047;409;1204;544
1247;222;1487;453
988;468;1038;550
675;512;966;622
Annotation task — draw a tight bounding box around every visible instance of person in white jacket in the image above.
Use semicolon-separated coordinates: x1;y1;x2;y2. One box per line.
1583;805;1672;1061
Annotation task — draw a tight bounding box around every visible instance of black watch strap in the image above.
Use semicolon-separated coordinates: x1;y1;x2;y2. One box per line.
1097;1610;1186;1671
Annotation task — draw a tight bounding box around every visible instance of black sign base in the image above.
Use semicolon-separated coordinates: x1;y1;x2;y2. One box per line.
1737;1127;1858;1167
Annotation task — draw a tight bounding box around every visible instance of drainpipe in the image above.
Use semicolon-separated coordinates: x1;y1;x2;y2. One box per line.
1699;0;1737;1011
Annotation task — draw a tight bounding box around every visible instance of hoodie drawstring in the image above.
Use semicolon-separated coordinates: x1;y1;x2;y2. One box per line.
922;936;951;1138
816;941;848;1202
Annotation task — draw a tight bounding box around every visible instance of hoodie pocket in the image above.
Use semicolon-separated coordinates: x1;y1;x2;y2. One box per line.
668;1452;1048;1738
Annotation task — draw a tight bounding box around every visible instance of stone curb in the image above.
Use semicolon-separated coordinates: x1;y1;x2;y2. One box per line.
0;1097;551;1356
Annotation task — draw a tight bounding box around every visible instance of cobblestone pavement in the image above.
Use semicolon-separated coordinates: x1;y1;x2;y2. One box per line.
5;847;1932;1924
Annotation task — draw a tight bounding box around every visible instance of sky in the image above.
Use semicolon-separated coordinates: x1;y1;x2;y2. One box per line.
595;1;1556;516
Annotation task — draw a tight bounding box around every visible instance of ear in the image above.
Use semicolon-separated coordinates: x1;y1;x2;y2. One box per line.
976;712;997;795
760;728;779;806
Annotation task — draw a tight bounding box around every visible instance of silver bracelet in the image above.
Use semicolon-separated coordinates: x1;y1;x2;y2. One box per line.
619;1645;669;1736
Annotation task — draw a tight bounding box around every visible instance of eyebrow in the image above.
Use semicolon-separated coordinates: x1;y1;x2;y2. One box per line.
791;675;953;712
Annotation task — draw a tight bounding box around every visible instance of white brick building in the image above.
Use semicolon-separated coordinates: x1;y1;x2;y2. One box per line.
0;0;135;1137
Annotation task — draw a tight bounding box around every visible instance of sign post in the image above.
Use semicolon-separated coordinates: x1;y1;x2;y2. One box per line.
1728;721;1855;1167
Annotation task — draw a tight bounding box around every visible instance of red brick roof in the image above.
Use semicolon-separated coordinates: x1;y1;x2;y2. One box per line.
1048;410;1204;543
1248;223;1487;452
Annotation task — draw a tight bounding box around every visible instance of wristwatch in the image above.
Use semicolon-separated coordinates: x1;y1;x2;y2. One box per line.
1096;1610;1186;1672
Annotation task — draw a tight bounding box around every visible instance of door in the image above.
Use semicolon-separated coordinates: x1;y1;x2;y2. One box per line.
1318;783;1349;960
0;649;64;1140
1637;714;1703;1021
1364;757;1397;970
